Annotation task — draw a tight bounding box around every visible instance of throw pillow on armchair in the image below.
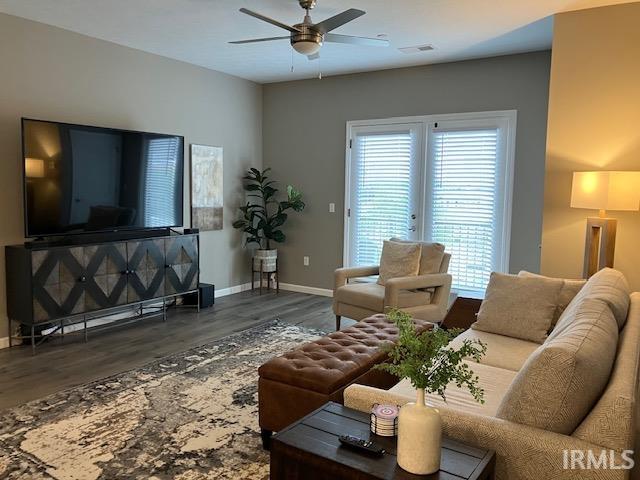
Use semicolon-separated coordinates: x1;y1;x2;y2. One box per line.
376;240;422;286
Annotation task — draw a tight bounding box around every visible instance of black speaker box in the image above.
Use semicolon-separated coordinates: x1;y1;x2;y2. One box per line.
184;283;215;308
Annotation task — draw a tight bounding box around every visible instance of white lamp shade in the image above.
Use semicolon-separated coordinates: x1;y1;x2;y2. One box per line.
570;171;640;211
292;41;321;55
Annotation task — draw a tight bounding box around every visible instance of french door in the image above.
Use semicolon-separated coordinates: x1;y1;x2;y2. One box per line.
425;118;511;295
345;112;516;297
345;123;424;268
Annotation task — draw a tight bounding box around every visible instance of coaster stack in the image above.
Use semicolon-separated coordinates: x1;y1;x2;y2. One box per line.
370;404;399;437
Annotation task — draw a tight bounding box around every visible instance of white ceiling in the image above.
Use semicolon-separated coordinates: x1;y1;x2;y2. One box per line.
0;0;635;83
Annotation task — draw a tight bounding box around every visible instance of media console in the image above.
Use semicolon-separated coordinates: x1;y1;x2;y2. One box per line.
5;232;199;353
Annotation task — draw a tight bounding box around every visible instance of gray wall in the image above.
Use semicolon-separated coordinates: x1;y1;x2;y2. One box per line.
0;13;262;341
263;51;551;290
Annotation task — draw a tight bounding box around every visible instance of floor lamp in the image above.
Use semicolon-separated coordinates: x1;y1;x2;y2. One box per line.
570;171;640;278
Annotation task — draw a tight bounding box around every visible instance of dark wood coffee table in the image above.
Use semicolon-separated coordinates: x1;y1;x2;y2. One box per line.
270;402;495;480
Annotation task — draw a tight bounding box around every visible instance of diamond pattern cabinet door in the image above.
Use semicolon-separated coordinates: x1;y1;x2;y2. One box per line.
31;247;86;322
126;239;166;302
84;243;128;312
164;236;199;295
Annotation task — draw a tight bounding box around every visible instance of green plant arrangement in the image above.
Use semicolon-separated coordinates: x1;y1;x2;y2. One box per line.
375;308;487;403
375;308;488;475
232;168;305;250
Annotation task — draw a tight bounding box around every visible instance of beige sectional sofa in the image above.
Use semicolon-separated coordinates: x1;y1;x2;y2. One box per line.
344;268;639;480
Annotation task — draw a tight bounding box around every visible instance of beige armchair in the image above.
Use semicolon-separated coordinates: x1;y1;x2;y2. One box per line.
333;252;452;330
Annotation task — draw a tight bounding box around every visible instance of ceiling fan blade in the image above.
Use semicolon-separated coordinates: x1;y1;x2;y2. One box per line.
229;36;290;44
325;33;390;47
239;8;300;33
314;8;365;34
307;52;320;61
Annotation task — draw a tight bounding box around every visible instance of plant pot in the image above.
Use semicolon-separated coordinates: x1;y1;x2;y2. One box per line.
253;249;278;273
397;388;442;475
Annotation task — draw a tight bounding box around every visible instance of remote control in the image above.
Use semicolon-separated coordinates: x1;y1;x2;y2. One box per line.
338;435;385;457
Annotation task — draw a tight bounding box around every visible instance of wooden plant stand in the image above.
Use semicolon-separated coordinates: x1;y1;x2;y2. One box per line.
252;258;279;294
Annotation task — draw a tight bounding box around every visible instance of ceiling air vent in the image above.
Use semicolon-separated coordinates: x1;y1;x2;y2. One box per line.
398;44;435;54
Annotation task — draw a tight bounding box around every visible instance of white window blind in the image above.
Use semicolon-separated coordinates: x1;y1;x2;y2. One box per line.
144;137;180;226
431;129;500;293
351;131;414;267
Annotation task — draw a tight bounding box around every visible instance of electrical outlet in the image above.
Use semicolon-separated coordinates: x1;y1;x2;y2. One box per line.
303;256;310;266
329;203;336;213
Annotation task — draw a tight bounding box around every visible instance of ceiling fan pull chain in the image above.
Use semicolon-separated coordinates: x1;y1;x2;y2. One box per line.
291;48;295;73
318;57;322;80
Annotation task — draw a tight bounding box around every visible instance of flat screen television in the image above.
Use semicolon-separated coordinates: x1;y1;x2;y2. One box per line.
22;118;184;238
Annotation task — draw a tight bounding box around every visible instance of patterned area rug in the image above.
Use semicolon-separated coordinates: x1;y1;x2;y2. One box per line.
0;321;323;480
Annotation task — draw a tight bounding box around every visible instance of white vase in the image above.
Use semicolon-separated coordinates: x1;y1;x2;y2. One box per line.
397;388;442;475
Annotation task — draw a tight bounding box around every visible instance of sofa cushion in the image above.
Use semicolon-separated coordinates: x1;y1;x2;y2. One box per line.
572;292;640;451
390;361;517;417
390;237;445;275
335;282;431;311
551;268;630;332
447;328;539;372
377;240;422;286
472;272;563;343
518;271;586;329
496;298;619;434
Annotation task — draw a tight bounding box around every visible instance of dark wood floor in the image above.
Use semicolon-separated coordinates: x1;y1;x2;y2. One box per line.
0;289;353;411
3;290;640;478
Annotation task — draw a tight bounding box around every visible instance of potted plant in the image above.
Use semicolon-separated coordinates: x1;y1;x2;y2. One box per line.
232;168;305;274
375;309;487;475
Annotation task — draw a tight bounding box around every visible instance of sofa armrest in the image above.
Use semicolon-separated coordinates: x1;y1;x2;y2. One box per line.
384;273;452;313
439;407;627;480
344;384;627;480
334;265;380;290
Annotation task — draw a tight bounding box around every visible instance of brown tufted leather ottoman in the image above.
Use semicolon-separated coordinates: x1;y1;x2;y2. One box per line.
258;314;433;448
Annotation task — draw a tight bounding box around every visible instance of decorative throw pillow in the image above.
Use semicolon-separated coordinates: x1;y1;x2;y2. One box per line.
390;237;445;274
377;240;421;286
496;297;618;434
518;271;586;330
471;272;563;343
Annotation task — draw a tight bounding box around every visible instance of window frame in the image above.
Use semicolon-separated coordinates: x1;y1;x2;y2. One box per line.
344;110;517;298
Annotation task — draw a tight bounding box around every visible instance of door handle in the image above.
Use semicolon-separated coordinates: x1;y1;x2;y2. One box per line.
409;226;416;232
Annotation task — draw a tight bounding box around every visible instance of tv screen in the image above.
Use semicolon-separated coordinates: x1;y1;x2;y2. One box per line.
22;119;184;238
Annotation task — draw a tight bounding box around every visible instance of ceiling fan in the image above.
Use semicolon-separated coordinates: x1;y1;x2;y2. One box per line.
229;0;389;59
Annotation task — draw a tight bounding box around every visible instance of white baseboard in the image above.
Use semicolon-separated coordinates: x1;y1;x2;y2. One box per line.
0;336;9;349
214;282;252;298
279;283;333;298
214;281;332;298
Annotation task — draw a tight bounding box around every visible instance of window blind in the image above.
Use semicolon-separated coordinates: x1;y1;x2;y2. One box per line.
144;137;180;226
352;132;413;267
431;129;500;294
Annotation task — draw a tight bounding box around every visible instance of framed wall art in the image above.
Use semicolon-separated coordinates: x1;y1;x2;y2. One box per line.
190;144;223;231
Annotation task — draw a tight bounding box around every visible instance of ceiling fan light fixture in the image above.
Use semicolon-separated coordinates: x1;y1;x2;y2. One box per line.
231;2;385;59
292;40;322;55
